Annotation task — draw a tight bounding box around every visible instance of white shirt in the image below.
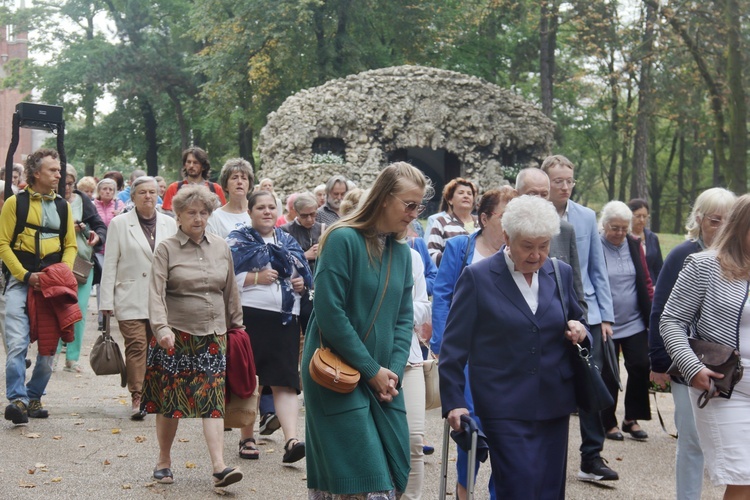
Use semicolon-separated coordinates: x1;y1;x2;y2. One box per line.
409;249;431;364
206;209;251;239
236;235;301;315
504;247;539;314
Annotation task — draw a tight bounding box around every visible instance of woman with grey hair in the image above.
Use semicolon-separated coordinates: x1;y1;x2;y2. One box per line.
142;185;244;487
206;158;255;238
440;195;589;499
100;176;177;418
598;200;653;442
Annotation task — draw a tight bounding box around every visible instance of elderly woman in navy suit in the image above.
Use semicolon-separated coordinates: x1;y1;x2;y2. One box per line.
440;195;589;500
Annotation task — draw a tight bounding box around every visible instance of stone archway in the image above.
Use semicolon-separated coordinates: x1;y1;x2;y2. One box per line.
258;65;555;195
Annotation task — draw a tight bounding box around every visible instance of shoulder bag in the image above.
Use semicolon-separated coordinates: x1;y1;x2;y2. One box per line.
89;315;127;387
423;348;441;410
667;338;743;408
73;255;94;285
309;246;392;393
551;258;614;413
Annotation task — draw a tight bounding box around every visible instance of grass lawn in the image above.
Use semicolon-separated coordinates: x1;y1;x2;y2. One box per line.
656;232;686;256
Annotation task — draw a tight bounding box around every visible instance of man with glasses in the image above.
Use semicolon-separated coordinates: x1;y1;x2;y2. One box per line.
282;192;324;333
542;155;618;483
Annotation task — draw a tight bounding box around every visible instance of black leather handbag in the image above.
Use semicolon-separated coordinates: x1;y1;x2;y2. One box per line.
667;337;744;408
551;258;614;413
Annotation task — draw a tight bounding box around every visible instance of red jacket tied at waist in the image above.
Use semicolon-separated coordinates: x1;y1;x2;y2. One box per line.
225;327;256;401
27;262;81;355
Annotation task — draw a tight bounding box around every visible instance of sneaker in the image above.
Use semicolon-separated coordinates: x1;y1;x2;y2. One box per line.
28;400;49;419
259;413;280;435
4;400;29;424
578;457;619;481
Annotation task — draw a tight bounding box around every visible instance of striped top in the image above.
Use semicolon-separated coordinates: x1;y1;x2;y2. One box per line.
426;212;477;266
660;251;749;384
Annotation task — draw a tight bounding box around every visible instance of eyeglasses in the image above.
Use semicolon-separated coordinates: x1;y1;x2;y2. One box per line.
704;215;723;228
390;194;426;215
607;224;629;234
298;212;316;219
551;178;576;188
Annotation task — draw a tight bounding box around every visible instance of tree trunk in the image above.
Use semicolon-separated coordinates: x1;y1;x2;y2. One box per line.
606;51;619;200
238;121;254;169
725;0;747;193
139;96;159;176
673;132;686;234
539;1;558;118
333;0;352;76
630;1;655;201
166;88;189;151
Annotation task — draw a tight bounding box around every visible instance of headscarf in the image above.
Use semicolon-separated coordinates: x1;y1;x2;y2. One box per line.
227;226;312;325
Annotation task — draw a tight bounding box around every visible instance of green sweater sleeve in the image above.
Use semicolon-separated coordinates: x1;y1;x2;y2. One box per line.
314;229;382;381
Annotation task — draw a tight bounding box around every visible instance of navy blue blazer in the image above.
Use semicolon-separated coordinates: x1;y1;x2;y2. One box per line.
439;253;588;421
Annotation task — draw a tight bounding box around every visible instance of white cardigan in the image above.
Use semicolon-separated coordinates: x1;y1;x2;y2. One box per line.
660;251;749;384
99;210;177;321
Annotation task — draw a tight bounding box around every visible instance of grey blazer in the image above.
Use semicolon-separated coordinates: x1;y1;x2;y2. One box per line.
550;220;588;317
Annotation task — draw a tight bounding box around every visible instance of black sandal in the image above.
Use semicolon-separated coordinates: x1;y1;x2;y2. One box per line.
153;467;174;484
239;437;260;460
282;438;305;463
213;467;243;487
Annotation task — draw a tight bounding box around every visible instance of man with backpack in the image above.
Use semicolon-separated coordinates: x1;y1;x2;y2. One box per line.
161;146;226;214
0;148;78;424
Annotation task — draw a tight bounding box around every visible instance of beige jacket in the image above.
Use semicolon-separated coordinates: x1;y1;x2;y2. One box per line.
99;210;177;320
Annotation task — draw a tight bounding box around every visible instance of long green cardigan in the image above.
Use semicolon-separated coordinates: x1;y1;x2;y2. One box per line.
301;227;414;494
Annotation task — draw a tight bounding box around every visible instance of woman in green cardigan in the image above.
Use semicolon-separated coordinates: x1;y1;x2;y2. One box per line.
302;162;432;499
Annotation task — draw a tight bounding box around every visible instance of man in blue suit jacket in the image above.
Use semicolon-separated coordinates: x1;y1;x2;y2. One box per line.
440;195;589;500
543;155;618;482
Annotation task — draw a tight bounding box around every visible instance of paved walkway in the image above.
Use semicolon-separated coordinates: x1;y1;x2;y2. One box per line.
0;298;725;499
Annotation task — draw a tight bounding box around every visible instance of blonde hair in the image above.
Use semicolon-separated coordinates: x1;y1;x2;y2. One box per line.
77;176;97;194
713;194;750;280
320;162;433;261
685;187;737;241
339;188;364;216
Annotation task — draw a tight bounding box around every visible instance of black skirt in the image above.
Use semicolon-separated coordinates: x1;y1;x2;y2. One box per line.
243;307;301;391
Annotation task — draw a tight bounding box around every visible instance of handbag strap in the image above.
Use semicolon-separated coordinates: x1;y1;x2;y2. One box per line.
551;257;568;321
318;240;394;348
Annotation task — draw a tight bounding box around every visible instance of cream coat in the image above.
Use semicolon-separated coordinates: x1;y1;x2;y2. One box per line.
99;210;177;320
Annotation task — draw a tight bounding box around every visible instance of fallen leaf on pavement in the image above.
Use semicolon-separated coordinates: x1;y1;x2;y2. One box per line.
178;438;190;443
134;436;146;443
103;459;111;466
213;488;228;496
52;436;62;440
19;481;35;488
118;399;127;406
27;469;35;475
78;445;86;448
111;429;121;434
185;462;196;469
121;484;132;490
51;477;62;483
117;453;128;458
24;433;41;439
87;428;100;432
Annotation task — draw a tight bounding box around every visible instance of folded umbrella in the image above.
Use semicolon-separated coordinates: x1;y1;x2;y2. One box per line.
603;337;622;391
450;414;489;463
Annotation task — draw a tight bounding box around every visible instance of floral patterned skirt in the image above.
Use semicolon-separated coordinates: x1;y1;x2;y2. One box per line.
141;330;226;419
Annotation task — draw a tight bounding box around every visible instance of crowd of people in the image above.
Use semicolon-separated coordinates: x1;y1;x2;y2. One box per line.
1;146;749;499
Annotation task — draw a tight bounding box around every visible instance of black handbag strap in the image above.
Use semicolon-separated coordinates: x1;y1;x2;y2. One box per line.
551;258;568;321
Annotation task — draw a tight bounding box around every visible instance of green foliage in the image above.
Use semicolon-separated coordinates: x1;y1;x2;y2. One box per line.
0;0;744;233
